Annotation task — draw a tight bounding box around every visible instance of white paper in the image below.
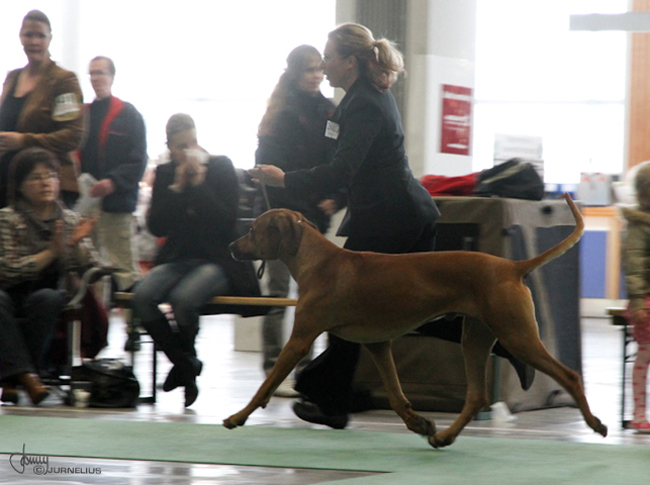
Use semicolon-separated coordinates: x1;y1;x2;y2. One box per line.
74;173;101;216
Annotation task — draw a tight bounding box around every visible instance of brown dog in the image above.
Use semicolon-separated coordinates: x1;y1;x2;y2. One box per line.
223;194;607;448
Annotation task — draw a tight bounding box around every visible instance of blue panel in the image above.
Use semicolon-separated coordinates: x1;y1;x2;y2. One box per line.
580;231;607;298
620;268;628;299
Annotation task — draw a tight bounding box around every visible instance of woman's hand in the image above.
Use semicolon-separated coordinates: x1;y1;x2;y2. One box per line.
248;165;285;188
171;148;208;192
0;132;26;151
89;179;116;198
318;198;338;216
71;216;98;245
49;220;65;256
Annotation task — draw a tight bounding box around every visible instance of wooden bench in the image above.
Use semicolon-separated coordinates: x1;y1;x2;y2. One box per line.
607;306;633;429
112;292;298;403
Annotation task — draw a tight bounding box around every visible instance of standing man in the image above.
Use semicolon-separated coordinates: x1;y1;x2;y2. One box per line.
78;56;147;349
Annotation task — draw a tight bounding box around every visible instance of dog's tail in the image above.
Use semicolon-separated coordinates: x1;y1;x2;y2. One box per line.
515;193;584;278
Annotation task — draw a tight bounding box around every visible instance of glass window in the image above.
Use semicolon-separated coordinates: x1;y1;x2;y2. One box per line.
2;1;336;168
474;0;628;184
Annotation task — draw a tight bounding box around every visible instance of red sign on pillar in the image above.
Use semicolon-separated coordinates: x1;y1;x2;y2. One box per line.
440;85;472;156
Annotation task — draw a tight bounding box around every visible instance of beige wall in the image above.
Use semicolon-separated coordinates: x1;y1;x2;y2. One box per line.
628;0;650;170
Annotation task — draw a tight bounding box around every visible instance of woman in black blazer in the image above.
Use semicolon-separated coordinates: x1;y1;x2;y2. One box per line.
251;23;440;428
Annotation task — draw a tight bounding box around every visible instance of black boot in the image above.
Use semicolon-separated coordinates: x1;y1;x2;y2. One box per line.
142;319;202;391
163;360;202;392
177;326;202;407
141;318;201;404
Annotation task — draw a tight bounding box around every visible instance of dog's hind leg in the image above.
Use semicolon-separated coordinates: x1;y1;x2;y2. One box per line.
363;341;436;438
429;317;496;449
496;328;608;438
223;333;317;429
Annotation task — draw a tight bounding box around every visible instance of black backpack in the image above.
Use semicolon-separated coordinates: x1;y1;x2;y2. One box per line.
473;158;544;201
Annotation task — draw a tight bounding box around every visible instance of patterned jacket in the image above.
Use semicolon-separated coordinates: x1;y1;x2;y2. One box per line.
0;205;97;291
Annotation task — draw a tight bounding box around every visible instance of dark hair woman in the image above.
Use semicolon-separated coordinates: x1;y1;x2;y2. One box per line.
0;147;97;405
131;114;261;408
255;45;346;385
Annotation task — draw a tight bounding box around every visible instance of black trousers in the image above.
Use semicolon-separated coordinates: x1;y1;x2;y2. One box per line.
294;222;437;415
0;288;66;380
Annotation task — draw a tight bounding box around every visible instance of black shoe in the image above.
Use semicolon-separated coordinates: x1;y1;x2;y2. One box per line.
492;343;535;391
510;358;535;391
124;333;141;352
163;360;202;392
292;400;349;429
184;379;199;407
163;365;182;392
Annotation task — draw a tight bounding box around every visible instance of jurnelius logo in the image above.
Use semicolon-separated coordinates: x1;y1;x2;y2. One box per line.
10;444;102;476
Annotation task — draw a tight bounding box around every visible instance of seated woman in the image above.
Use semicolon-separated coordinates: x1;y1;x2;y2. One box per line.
131;113;260;408
0;147;97;405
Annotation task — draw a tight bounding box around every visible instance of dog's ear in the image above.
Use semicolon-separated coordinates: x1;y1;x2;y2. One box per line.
273;211;305;256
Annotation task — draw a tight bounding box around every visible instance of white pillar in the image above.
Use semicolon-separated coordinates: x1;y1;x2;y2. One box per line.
405;0;477;178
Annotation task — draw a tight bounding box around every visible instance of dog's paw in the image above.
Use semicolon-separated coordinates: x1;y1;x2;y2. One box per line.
222;418;237;429
223;414;247;429
415;417;436;437
595;421;608;437
428;433;455;449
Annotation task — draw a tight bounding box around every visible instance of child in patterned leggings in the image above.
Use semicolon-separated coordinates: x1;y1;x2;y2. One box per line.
622;162;650;433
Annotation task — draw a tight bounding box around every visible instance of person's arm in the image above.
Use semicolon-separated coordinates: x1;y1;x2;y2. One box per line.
147;156;239;238
98;106;148;197
0;211;88;286
186;157;239;231
60;212;100;271
146;164;185;237
250;97;383;192
285;97;383;195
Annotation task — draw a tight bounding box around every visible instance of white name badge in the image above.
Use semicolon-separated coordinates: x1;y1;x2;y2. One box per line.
325;120;339;140
52;93;81;121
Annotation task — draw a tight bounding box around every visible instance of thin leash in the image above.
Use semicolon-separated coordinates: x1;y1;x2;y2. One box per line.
260;178;271;213
256;174;272;280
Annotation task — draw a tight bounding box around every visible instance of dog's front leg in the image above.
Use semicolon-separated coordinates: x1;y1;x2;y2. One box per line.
363;341;436;438
429;317;495;448
223;335;315;429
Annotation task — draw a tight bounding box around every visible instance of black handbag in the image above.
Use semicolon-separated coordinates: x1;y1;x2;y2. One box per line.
71;358;140;408
474;158;544;201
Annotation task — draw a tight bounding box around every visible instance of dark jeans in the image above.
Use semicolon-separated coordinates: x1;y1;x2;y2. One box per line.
295;222;437;415
0;288;66;380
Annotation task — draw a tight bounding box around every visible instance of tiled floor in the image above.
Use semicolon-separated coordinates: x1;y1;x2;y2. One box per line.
0;311;648;483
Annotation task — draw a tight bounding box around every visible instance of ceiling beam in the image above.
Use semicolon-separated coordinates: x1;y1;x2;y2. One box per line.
570;12;650;32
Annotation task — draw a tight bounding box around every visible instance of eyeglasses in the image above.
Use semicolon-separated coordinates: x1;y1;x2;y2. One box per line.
25;172;58;183
89;70;111;77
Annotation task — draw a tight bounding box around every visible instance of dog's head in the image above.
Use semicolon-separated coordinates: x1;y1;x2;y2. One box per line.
229;209;315;262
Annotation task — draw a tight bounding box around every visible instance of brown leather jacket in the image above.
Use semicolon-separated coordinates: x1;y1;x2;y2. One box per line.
0;61;85;193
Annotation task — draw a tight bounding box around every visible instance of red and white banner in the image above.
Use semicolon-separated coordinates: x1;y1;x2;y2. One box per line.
440;85;472;156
